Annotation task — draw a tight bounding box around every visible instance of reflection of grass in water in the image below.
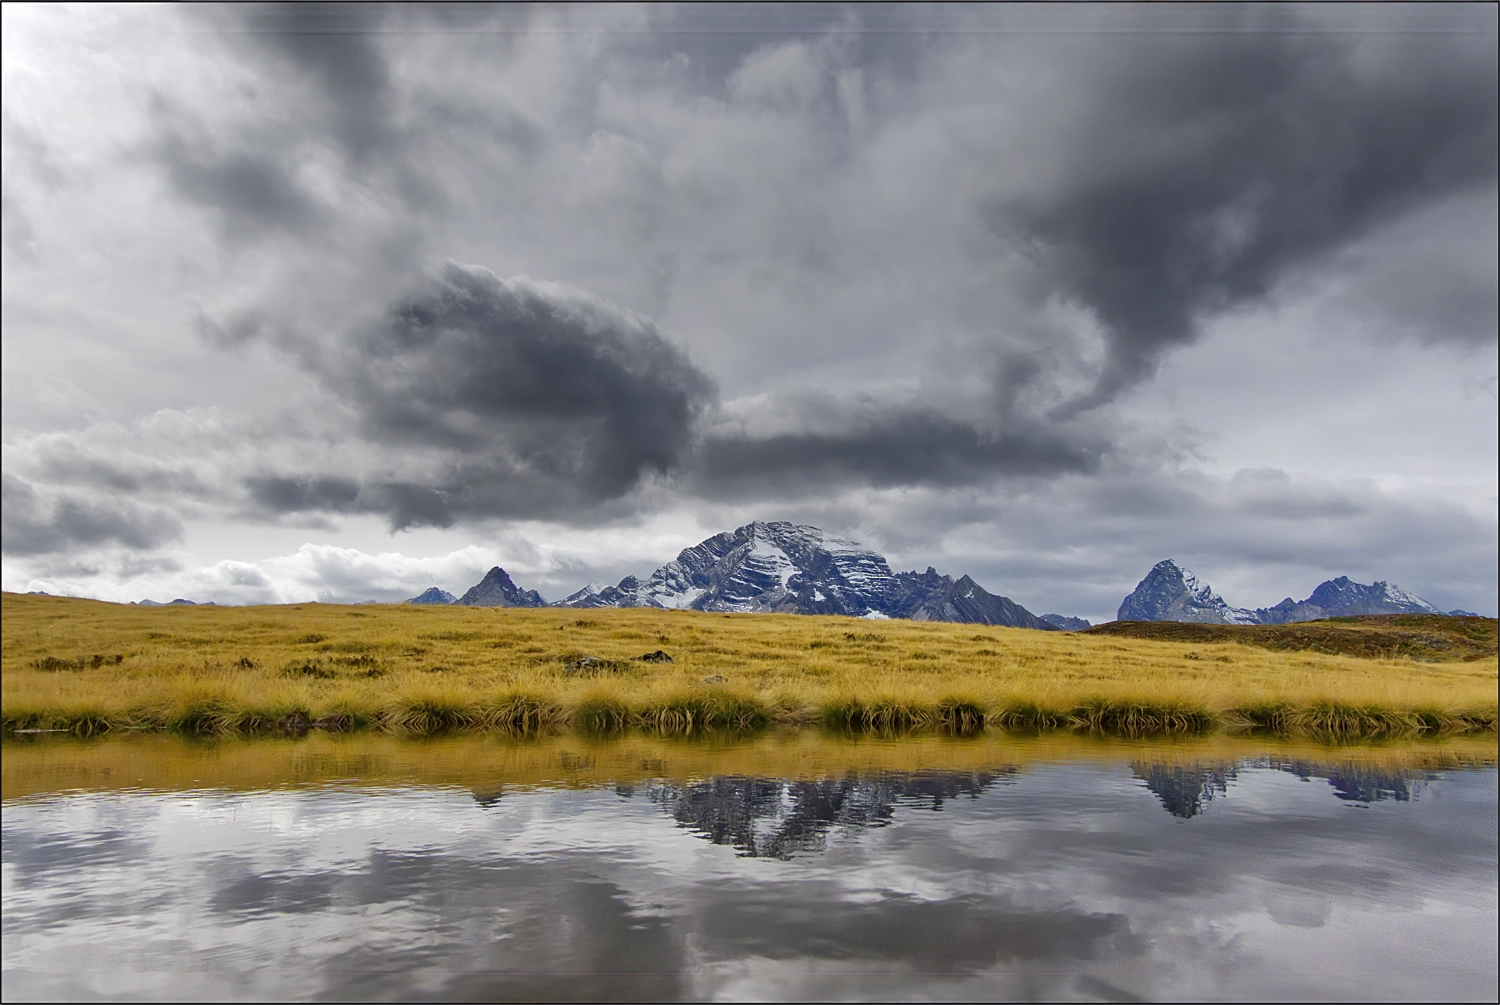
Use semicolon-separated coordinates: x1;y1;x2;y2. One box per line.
3;730;1494;803
3;593;1495;739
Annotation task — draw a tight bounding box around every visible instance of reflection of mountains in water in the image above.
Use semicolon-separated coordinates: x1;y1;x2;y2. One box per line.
622;770;1018;859
472;760;1442;842
1131;759;1434;819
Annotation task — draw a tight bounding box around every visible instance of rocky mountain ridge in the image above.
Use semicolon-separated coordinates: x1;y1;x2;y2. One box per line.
406;587;457;605
1118;560;1462;625
453;567;546;608
406;521;1062;629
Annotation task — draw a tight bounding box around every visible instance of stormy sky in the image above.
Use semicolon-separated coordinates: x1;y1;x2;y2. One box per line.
2;3;1496;621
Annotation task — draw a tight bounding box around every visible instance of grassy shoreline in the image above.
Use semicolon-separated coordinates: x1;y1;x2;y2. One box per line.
4;593;1495;740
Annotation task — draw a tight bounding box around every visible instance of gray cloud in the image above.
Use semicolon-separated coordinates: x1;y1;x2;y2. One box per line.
1;474;183;556
1306;188;1499;347
232;262;1114;522
1004;25;1498;407
242;264;716;527
148;125;326;244
694;409;1103;498
230;4;397;166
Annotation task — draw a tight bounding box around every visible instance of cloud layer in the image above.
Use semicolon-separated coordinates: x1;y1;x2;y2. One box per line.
2;3;1496;614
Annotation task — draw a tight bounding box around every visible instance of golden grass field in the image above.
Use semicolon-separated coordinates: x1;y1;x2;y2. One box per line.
3;592;1496;739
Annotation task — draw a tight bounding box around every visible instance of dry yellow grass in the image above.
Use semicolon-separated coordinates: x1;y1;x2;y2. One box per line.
3;592;1495;738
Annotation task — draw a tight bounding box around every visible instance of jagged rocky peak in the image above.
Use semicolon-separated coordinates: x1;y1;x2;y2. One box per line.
405;587;456;605
1120;561;1454;625
455;567;547;608
557;520;1053;628
1251;577;1443;623
1307;577;1441;616
562;578;642;610
587;519;900;617
559;583;606;606
1041;614;1091;631
890;569;1056;630
1118;560;1259;625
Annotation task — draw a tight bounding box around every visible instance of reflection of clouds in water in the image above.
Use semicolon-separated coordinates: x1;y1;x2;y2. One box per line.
2;764;1495;1002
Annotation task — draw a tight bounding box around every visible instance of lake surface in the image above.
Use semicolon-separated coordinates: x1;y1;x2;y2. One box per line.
3;733;1496;1002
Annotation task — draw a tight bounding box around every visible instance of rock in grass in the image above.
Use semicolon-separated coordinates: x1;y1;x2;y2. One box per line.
563;655;625;676
634;650;673;663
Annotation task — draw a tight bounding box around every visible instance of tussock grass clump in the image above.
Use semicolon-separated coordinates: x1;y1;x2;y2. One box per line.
164;695;239;735
572;694;631;734
479;692;559;733
936;697;986;734
281;661;336;679
313;696;377;732
231;701;314;735
637;689;770;733
988;700;1071;731
1229;698;1498;737
3;593;1494;740
389;693;478;734
821;696;936;732
33;654;125;672
1066;697;1214;735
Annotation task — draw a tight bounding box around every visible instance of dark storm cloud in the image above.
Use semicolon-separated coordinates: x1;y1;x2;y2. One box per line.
1;474;183;556
229;262;1112;524
244;475;456;532
242;264;717;528
1009;24;1499;407
693;409;1102;498
243;474;360;514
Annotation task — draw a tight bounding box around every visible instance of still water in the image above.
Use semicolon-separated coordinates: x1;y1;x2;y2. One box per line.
3;733;1496;1002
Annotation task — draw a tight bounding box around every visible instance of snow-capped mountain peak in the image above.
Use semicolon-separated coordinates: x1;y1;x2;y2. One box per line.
554;521;1054;628
1118;560;1259;624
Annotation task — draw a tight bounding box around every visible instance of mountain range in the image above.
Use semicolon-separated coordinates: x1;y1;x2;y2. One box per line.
402;527;1482;628
1118;559;1476;625
109;526;1479;625
405;520;1071;629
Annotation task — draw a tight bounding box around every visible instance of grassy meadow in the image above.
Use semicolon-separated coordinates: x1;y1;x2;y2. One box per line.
3;592;1496;739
